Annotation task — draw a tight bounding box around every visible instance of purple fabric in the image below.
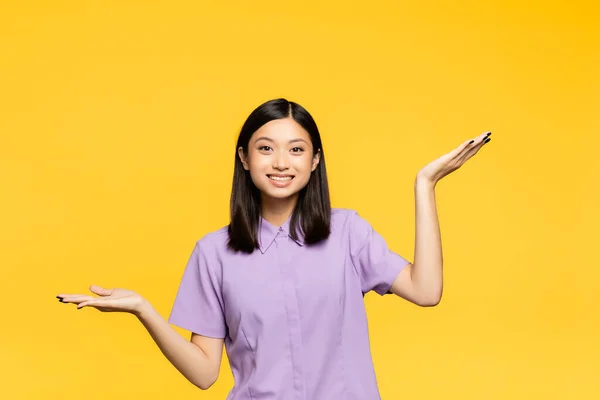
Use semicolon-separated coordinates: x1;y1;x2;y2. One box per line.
169;208;410;399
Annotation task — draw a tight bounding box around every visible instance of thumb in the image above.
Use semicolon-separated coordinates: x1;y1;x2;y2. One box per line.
90;285;113;296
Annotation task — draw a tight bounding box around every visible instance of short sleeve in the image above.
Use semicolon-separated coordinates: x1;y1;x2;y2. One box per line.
348;211;411;296
168;240;227;338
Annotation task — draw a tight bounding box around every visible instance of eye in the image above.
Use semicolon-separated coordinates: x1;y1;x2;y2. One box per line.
291;147;304;153
259;145;272;151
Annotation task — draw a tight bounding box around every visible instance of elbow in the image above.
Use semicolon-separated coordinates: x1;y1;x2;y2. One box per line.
417;290;442;307
197;382;213;391
196;377;216;391
419;297;441;307
193;371;219;391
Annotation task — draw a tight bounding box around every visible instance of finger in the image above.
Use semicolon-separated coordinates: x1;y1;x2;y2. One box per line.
57;294;91;302
457;131;490;153
457;136;490;164
471;131;491;144
460;132;490;156
472;133;492;151
77;300;115;310
77;302;93;309
59;295;97;304
448;139;474;161
90;285;113;297
456;140;474;154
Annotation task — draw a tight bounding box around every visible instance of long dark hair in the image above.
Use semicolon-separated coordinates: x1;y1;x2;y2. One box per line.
227;98;331;253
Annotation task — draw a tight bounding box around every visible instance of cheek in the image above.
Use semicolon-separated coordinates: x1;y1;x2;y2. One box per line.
247;159;269;185
248;168;265;184
295;156;315;171
295;159;316;182
247;156;268;172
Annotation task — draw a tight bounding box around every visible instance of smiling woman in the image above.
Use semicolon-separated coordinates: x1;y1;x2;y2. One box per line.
57;97;493;399
231;100;329;253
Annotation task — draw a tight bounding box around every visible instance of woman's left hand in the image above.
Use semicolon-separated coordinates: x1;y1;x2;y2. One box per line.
417;131;492;185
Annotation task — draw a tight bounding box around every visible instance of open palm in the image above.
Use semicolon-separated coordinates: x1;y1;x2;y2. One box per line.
417;131;492;184
57;285;145;314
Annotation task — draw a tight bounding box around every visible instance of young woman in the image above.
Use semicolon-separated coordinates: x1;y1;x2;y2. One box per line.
57;98;492;399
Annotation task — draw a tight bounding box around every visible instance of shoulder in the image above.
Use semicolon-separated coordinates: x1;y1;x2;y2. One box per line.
183;225;231;277
331;207;358;222
330;207;366;228
192;225;230;256
331;207;373;243
330;207;367;236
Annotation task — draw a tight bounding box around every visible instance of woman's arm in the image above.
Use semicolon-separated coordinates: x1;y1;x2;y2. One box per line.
389;132;492;305
58;286;224;390
136;300;224;390
389;177;443;306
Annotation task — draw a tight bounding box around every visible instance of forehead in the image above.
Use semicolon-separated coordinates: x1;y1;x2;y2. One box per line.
251;118;311;143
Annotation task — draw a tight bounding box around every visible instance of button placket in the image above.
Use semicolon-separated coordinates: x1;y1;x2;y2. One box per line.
275;230;306;399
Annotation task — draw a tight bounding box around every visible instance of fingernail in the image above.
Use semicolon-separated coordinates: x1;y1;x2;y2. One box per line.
469;140;474;144
484;138;491;143
56;296;62;299
486;132;492;136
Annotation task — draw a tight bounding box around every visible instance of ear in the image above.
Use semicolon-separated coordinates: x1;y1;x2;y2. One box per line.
311;149;321;172
238;146;250;170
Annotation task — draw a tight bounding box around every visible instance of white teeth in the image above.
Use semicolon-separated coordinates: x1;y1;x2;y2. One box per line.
269;175;293;181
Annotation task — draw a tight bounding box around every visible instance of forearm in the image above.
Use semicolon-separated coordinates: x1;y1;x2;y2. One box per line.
134;300;216;390
412;176;443;305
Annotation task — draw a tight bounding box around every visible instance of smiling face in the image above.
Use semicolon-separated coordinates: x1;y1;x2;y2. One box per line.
238;117;321;207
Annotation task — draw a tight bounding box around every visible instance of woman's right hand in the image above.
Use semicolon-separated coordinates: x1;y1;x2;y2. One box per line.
57;285;147;316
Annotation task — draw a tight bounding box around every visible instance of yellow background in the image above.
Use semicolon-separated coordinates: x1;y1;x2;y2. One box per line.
1;0;598;398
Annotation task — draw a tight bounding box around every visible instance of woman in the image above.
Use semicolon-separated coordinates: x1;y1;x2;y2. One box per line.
57;98;492;399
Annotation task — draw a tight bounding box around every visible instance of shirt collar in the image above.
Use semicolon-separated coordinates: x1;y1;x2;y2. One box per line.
258;213;305;253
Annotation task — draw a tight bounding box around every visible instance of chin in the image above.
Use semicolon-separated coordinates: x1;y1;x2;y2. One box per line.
261;188;300;200
257;183;302;202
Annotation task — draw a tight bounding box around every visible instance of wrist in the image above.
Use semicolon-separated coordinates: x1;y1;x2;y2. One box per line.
133;298;154;320
415;174;436;189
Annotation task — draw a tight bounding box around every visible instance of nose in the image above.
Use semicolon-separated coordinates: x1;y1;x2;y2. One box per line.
273;150;289;171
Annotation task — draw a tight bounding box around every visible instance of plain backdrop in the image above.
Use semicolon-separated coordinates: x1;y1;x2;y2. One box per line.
1;0;598;399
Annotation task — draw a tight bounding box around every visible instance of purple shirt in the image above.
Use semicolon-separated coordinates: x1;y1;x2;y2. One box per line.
169;208;410;399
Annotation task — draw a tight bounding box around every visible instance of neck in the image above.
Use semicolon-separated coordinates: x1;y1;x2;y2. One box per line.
260;194;298;227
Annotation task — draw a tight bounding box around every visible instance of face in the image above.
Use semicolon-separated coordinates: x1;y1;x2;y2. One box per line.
238;117;320;204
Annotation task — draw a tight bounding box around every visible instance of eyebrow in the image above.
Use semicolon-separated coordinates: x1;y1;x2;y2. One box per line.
254;137;309;145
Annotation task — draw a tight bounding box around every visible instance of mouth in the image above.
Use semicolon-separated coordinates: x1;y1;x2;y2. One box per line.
267;174;295;182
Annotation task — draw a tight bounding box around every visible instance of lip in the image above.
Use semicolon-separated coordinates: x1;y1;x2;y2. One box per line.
267;174;295;188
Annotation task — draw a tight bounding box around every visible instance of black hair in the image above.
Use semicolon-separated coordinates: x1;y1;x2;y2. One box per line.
227;98;331;253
